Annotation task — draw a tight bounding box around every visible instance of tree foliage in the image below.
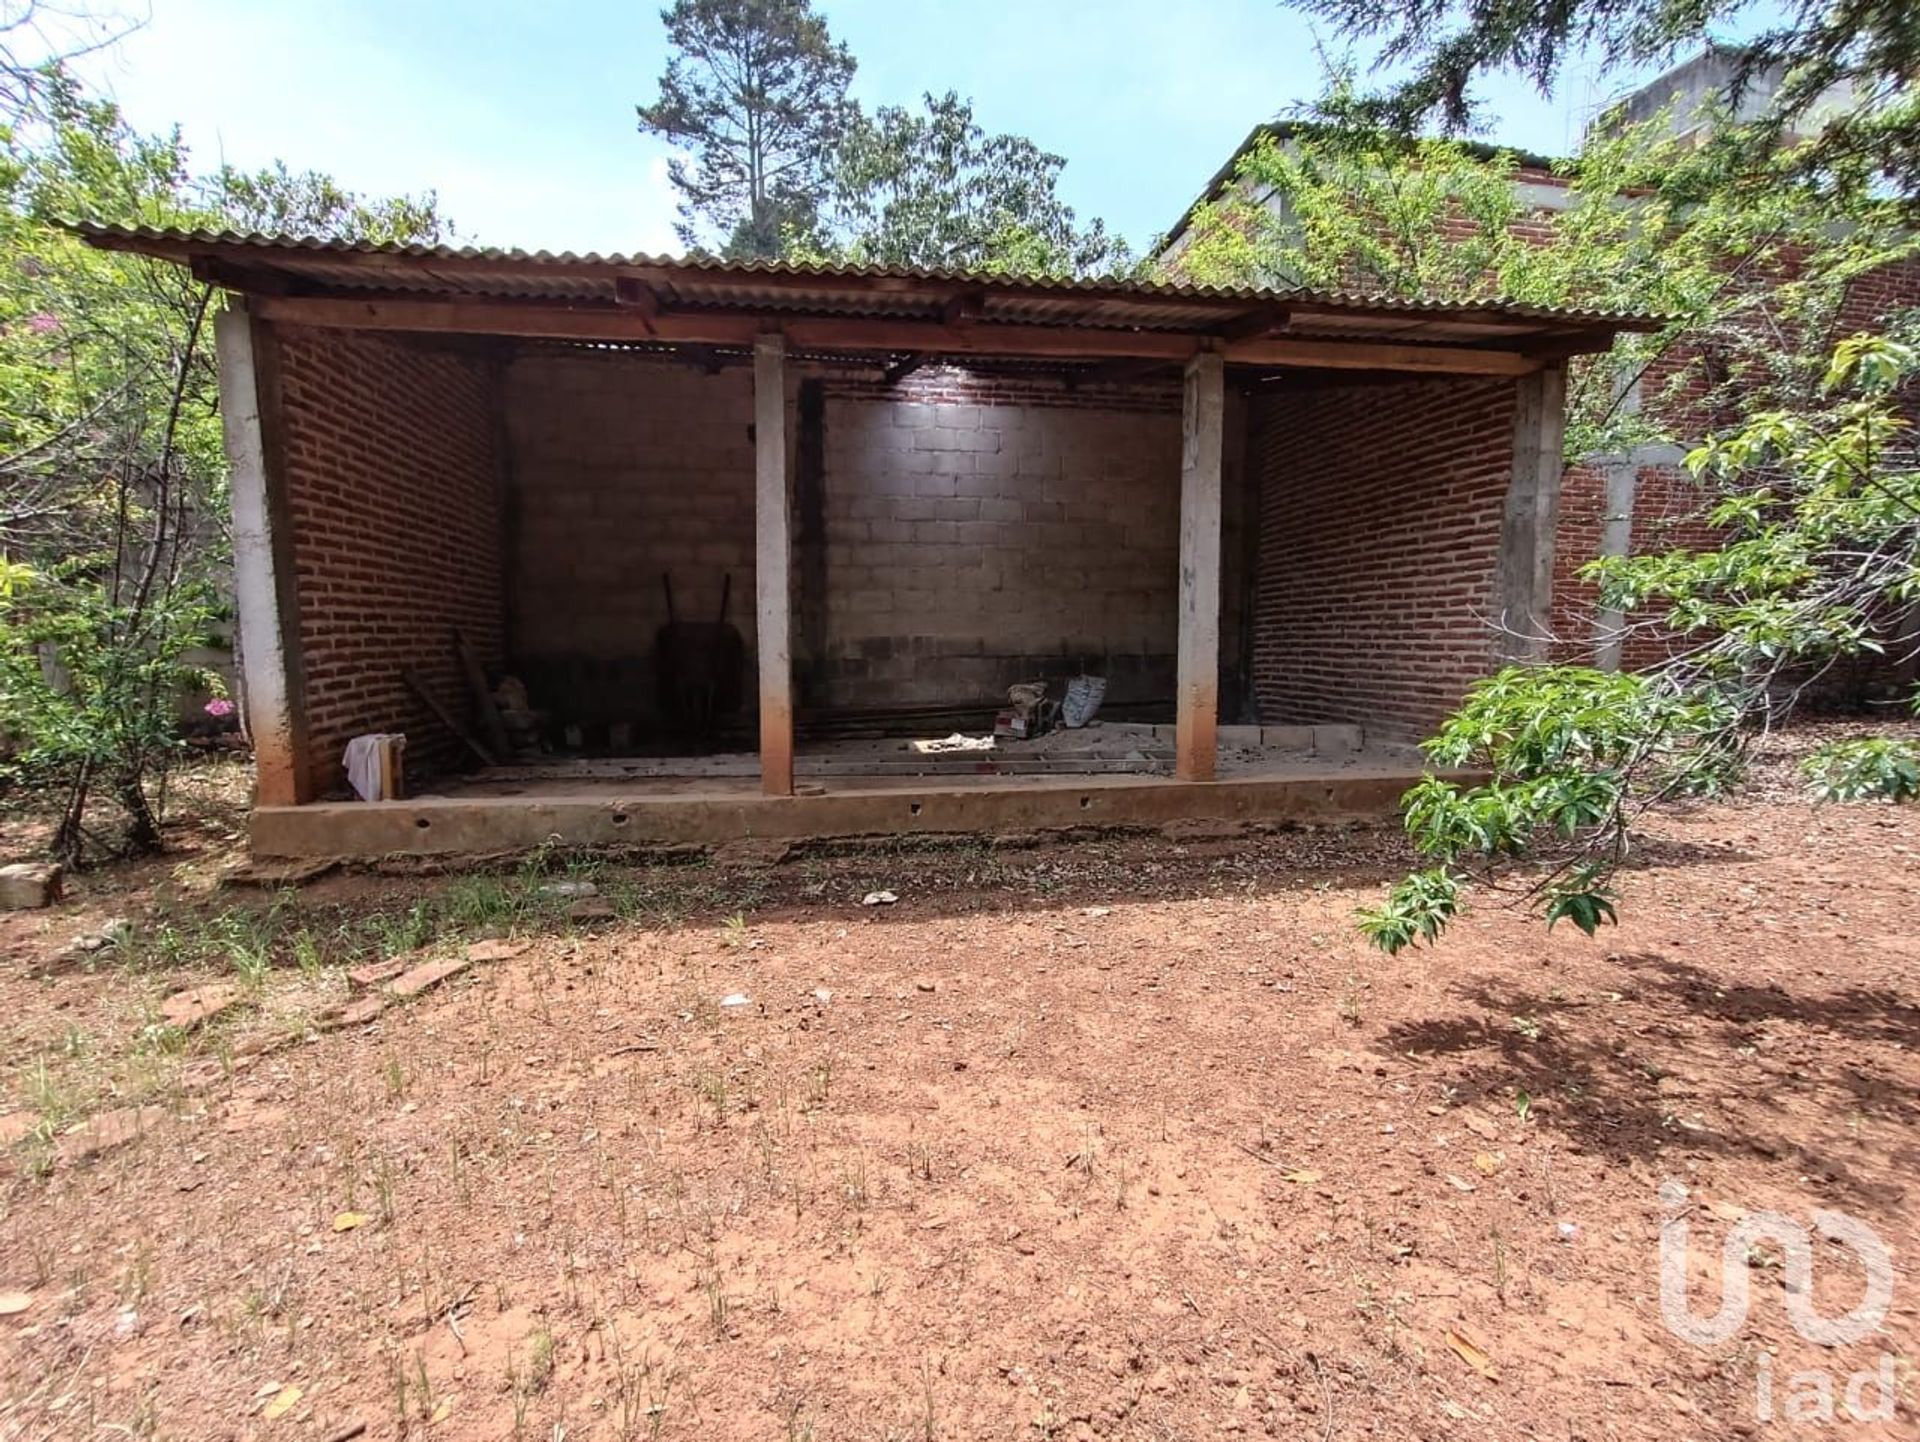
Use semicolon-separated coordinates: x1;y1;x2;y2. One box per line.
0;70;444;862
806;90;1129;276
635;0;855;259
1166;97;1917;457
1362;336;1920;953
636;4;1125;274
1282;0;1919;211
1161;73;1920;949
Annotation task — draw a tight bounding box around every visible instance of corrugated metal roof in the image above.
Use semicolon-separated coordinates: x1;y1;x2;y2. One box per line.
72;222;1660;327
69;222;1663;374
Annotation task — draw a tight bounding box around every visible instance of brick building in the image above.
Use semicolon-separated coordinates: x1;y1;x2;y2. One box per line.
80;225;1651;856
1159;53;1920;689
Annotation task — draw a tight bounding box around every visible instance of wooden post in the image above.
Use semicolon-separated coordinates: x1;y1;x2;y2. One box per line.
754;331;794;796
1175;349;1224;782
1492;363;1568;663
216;301;312;806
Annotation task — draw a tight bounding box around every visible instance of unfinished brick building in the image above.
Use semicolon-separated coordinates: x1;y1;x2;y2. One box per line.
82;225;1653;856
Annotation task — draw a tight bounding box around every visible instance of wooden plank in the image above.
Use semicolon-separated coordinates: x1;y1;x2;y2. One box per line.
250;296;1542;375
755;332;794;796
1175;350;1225;782
883;352;928;385
942;291;985;326
403;667;498;767
453;627;511;759
613;276;660;324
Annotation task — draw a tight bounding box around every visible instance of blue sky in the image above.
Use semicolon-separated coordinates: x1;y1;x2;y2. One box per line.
69;0;1678;256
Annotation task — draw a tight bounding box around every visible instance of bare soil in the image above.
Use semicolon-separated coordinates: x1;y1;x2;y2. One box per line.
0;741;1916;1440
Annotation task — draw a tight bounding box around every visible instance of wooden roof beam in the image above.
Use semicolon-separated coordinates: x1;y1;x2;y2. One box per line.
249;296;1545;376
613;275;661;326
1216;306;1291;342
883;352;929;385
942;291;985;327
1066;357;1179;389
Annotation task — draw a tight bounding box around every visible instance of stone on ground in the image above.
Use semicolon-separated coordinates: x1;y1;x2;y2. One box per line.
0;862;61;910
466;938;528;963
315;994;386;1031
387;954;469;999
346;957;409;991
159;983;242;1030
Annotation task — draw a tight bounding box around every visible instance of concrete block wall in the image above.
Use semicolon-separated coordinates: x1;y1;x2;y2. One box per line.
273;326;503;795
1247;376;1518;739
502;351;758;722
815;368;1188;709
501;351;1207;723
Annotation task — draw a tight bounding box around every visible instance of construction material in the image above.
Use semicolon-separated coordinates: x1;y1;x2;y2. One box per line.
342;734;406;801
1062;675;1107;729
912;733;995;755
402;667;497;767
453;627;511;760
654;571;746;740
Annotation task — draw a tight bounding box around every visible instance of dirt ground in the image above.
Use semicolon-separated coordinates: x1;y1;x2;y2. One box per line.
0;739;1916;1440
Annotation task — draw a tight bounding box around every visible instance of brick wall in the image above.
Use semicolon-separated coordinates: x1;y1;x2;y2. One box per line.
274;326;503;796
502;350;1209;723
1247;376;1519;738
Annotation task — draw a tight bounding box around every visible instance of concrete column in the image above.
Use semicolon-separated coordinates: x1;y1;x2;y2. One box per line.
216;302;311;806
1175;349;1225;781
754;332;794;796
1592;457;1637;672
1492;363;1569;664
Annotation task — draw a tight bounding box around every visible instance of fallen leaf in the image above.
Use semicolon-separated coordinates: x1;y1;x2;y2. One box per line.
1281;1168;1322;1185
430;1395;454;1424
1445;1327;1499;1381
1446;1173;1477;1192
1708;1199;1748;1224
263;1384;302;1420
0;1291;32;1316
1473;1150;1505;1176
332;1212;371;1232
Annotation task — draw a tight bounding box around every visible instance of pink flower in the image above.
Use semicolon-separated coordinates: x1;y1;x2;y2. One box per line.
204;698;236;718
25;312;59;335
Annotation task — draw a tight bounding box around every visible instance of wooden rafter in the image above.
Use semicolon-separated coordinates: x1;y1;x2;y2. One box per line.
882;352;929;385
250;296;1544;376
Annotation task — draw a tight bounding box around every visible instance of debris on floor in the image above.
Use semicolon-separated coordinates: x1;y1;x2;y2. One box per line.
1061;673;1107;728
910;732;994;754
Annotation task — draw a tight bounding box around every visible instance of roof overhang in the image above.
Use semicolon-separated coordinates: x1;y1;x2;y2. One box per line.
74;223;1663;378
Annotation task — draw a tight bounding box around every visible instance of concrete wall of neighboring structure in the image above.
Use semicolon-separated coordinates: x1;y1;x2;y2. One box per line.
273;326;504;798
1246;375;1521;738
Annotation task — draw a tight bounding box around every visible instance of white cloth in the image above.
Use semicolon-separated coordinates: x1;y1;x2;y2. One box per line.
343;733;405;801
